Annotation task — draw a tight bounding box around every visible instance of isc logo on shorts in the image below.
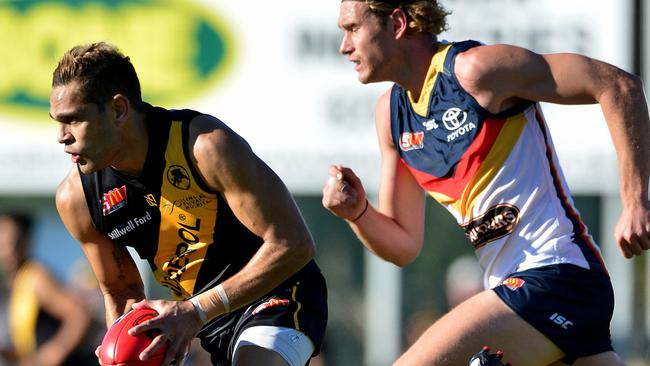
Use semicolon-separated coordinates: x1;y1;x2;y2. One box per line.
549;312;574;329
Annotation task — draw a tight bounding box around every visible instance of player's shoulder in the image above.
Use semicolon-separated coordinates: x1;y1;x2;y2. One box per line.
375;86;392;119
55;169;103;241
55;167;83;208
56;166;83;201
188;113;251;159
454;43;534;78
453;43;492;81
188;112;227;131
185;111;271;191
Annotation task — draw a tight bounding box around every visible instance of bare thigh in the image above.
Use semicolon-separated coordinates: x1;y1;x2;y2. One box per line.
233;345;289;366
394;290;565;366
549;351;625;366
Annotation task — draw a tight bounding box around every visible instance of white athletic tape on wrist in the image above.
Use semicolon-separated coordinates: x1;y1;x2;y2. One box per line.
215;284;231;313
189;297;208;325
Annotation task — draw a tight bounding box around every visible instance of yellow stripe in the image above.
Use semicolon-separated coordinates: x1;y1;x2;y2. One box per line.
408;43;453;116
291;283;302;331
9;261;39;356
428;191;455;205
154;120;218;300
454;113;527;219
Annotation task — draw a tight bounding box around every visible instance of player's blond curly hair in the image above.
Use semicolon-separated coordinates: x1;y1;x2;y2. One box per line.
350;0;450;35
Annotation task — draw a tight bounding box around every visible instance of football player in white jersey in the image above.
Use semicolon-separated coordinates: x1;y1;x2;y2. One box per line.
323;1;650;365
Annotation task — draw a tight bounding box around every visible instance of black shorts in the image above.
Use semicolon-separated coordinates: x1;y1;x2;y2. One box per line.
493;264;614;364
196;263;328;365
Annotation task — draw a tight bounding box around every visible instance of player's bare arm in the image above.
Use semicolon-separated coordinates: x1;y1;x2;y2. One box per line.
30;263;90;366
323;90;426;266
127;114;318;365
55;168;145;325
188;114;316;317
455;44;650;258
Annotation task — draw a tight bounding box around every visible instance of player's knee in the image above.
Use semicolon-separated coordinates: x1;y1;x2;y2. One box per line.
232;345;289;366
571;351;626;366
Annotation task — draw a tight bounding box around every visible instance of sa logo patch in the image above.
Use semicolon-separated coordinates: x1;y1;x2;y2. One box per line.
399;131;424;151
502;277;525;291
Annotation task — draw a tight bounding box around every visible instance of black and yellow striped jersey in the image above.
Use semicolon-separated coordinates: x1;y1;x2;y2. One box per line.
79;105;319;300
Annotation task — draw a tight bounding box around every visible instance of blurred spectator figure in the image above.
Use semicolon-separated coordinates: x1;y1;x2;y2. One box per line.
445;255;483;309
0;281;11;366
0;212;90;366
66;259;109;365
404;306;440;349
404;255;482;350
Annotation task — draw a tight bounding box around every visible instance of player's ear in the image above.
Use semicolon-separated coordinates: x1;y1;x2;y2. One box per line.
111;94;130;123
389;8;408;39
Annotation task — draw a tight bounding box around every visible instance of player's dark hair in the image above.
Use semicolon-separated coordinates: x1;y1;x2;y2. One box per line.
347;0;450;35
52;42;144;112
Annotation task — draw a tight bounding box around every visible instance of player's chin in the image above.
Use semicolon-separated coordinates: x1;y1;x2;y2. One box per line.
357;73;372;84
77;160;100;174
358;71;383;85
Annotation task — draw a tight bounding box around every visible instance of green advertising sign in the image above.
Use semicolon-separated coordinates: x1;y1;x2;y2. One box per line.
0;0;235;122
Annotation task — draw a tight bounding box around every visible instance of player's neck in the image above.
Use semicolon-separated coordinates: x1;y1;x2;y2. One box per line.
395;39;437;101
110;112;149;177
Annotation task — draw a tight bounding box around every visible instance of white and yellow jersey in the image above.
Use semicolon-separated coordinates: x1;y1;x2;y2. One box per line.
390;41;607;288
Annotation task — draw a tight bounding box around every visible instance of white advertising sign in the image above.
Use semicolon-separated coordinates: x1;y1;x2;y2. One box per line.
0;0;630;194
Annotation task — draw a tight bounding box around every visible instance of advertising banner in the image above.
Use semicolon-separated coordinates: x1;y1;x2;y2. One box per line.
0;0;629;194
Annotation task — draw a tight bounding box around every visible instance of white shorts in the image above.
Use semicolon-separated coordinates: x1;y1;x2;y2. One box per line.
232;325;315;366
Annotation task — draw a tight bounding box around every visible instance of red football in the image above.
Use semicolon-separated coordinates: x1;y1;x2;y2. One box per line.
99;308;167;366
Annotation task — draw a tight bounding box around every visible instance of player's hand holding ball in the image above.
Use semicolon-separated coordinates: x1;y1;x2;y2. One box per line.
115;299;205;366
99;308;167;366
